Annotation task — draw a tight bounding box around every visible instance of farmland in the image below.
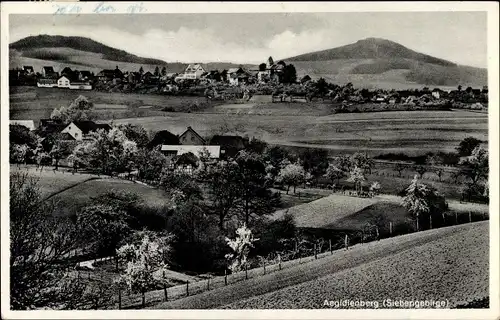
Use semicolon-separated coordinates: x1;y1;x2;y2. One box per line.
151;221;488;309
113;109;487;156
9;86;211;122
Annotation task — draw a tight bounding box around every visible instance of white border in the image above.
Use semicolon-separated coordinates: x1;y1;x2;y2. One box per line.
1;2;499;320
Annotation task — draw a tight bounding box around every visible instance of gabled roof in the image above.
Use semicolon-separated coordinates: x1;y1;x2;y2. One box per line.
42;66;55;72
149;129;180;148
23;66;34;72
227;67;244;74
179;126;206;144
209;135;248;148
70;121;112;134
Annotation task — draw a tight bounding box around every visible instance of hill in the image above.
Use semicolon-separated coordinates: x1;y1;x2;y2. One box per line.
285;38;487;89
151;221;488;309
9;35;250;74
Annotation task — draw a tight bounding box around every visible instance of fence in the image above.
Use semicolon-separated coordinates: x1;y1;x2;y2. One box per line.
105;209;489;310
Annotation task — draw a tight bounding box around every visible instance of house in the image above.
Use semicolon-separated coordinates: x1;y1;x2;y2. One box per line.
61;67;74;77
60;121;112;140
127;72;142;84
10;120;35;131
57;76;71;88
41;66;57;78
142;71;159;84
179;126;206;145
23;66;34;75
431;89;442;99
201;70;222;83
78;71;93;81
300;75;312;84
96;66;123;82
160;145;221;160
148;130;180;148
37;78;58;88
175;64;206;81
209;135;248;158
227;67;250;85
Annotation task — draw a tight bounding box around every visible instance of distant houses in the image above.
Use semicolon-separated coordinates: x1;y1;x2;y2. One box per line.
175;64;206;82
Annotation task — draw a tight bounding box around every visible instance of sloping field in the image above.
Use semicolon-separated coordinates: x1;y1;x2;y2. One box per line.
272;194;378;228
50;178;172;216
151;221;488;309
10;165;98;198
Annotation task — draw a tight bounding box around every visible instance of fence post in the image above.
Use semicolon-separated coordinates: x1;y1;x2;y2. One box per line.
115;256;119;271
314;243;317;259
224;269;228;286
278;254;282;270
429;215;432;229
118;288;122;310
245;265;248;280
344;234;349;250
469;211;472;223
329;239;332;254
163;270;168;302
186;281;189;296
141;289;145;308
389;221;393;236
207;276;210;290
263;260;266;275
295;239;298;253
455;211;458;224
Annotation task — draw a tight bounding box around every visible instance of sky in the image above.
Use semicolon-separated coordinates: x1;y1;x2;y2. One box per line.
9;12;487;67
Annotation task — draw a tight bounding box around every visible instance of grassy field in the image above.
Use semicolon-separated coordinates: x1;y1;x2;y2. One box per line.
9;86;209;122
113;109;487;156
150;221;488;309
11;165;99;198
49;177;172;216
272;194;378;229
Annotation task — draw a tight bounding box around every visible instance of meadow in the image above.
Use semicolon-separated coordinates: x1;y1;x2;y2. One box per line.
114;109;487;156
9;86;210;122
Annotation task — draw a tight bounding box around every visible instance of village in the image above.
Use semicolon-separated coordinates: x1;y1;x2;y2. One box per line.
9;56;489;108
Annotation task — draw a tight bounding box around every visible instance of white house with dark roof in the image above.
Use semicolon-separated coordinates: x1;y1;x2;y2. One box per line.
175;64;206;81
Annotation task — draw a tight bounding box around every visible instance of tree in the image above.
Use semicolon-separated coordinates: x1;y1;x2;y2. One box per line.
50;96;95;124
161;66;167;76
118;124;150;148
456;137;482;157
10;172;86;309
154;66;160;76
225;224;259;272
136;147;169;182
10;125;37;148
394;162;407;177
426;154;444;181
259;63;267;71
116;232;173;300
351;152;374;174
278;162;305;194
234;152;280;225
282;64;297;84
69;127;138;175
402;175;448;231
347;166;366;195
369;181;381;196
299;148;329;179
206;160;241;230
139;66;144;75
459;146;488;201
415;165;427;179
77;204;131;256
324;163;344;186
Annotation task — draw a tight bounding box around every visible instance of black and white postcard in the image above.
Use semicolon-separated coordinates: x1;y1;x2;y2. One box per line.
1;2;498;319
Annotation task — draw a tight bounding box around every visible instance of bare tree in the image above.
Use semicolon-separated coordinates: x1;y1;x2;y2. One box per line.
10;172;86;310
